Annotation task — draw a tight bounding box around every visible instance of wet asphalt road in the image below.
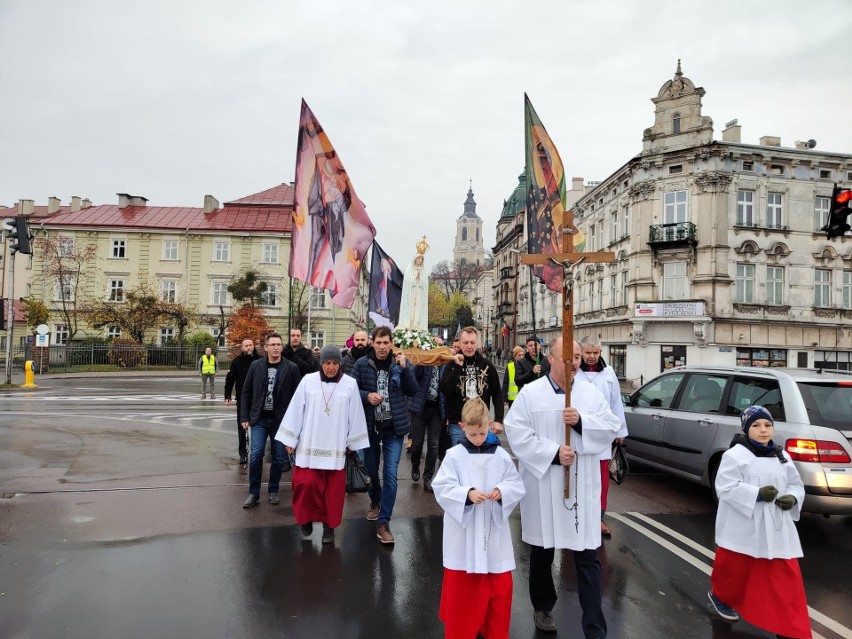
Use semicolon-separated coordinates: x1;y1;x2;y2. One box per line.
1;376;851;639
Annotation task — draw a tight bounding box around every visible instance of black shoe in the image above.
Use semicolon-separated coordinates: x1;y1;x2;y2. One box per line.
424;480;434;493
411;469;421;482
243;494;259;509
239;455;247;465
282;461;292;473
268;493;280;505
301;523;313;540
321;525;335;544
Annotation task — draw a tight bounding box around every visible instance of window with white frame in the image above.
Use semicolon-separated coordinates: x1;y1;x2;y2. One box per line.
211;282;229;306
843;270;852;309
622;205;629;237
662;262;688;300
621;270;629;306
735;263;755;303
55;324;69;345
672;113;681;134
162;239;179;260
58;236;75;257
212;328;225;347
54;275;74;301
814;269;831;307
766;192;783;228
106;326;121;340
610;275;617;307
589;280;596;310
111;239;126;258
597;276;603;310
109;279;125;302
814;196;830;231
213;241;230;262
598;221;605;248
611;212;618;242
309;331;325;349
311;287;327;309
261;242;279;264
160;280;177;303
663;191;687;224
589;224;596;252
159;327;174;345
767;266;784;306
737;191;754;226
260;282;278;307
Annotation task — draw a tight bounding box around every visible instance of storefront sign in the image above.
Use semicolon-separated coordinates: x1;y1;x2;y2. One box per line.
635;302;705;317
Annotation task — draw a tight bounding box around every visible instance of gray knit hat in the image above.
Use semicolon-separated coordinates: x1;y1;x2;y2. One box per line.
319;345;342;365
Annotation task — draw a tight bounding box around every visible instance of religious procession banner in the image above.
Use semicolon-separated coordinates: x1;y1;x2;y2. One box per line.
523;94;585;293
368;241;403;328
290;99;377;308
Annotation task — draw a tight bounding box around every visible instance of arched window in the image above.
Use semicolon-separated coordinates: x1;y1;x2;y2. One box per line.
672;113;681;134
462;227;468;241
476;227;480;241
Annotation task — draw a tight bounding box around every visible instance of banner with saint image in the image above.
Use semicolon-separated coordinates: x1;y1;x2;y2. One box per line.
368;242;403;328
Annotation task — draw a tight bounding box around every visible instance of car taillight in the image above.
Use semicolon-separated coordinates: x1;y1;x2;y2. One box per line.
785;439;851;464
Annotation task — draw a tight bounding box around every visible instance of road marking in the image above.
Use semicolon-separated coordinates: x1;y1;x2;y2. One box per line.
611;512;849;639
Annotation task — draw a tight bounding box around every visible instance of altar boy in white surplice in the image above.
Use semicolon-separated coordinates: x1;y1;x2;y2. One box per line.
504;337;620;638
432;398;525;639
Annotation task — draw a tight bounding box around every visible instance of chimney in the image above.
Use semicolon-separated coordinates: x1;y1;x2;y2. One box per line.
71;196;81;211
759;136;781;147
572;177;584;192
129;195;148;206
48;196;61;214
81;198;92;208
18;199;34;217
203;194;220;214
722;119;741;143
117;193;130;209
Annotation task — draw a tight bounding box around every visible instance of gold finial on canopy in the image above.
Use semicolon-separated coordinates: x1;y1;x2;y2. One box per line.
415;235;430;256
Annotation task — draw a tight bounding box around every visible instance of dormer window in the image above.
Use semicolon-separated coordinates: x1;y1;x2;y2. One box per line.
672;113;681;134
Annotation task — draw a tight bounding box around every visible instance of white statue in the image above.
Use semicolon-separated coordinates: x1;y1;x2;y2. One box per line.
397;236;430;332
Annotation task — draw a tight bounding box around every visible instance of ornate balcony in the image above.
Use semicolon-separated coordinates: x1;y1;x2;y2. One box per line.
648;222;697;247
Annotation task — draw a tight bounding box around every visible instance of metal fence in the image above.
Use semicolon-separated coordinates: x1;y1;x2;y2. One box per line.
0;344;234;374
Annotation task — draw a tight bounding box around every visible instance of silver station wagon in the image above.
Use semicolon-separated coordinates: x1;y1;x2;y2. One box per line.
622;366;852;516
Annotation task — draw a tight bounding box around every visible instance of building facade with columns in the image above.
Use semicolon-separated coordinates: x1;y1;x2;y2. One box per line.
571;62;852;385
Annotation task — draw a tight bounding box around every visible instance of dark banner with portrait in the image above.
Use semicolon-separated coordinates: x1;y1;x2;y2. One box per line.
368;241;403;328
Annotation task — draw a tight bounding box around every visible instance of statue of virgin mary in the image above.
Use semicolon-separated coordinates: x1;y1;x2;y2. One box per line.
396;236;430;332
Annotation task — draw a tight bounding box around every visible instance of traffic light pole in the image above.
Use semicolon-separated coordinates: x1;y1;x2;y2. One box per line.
4;246;15;385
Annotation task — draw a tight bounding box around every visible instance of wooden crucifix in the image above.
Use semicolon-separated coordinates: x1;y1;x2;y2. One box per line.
521;210;616;518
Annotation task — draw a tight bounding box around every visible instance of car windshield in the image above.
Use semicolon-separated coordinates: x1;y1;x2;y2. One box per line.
797;382;852;430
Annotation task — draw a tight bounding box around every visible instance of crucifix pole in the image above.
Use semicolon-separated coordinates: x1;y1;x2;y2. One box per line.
521;210;616;502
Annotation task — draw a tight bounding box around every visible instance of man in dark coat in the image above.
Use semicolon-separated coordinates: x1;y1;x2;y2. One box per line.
283;327;319;376
224;337;260;465
514;335;551;392
342;329;372;375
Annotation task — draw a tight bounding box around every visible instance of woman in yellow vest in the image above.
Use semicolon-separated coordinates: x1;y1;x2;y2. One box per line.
198;346;218;399
501;346;525;408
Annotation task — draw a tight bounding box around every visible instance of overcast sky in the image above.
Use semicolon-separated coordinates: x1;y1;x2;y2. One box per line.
2;0;851;269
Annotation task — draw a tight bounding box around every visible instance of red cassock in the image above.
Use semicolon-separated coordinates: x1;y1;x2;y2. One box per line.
291;467;346;528
439;569;513;639
711;547;811;639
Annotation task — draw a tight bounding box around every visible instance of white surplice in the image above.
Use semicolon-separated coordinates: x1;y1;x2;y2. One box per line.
432;445;526;574
276;372;369;470
715;444;805;559
504;376;621;550
575;368;628;461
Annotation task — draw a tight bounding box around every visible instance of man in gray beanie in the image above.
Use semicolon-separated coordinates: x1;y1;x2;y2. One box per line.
276;344;369;544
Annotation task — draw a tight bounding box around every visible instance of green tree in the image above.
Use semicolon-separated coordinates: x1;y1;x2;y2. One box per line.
227;269;268;307
428;282;450;329
21;297;50;333
84;281;163;343
448;291;474;329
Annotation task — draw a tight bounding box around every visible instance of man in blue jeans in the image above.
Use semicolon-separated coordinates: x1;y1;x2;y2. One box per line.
239;332;301;509
351;326;418;544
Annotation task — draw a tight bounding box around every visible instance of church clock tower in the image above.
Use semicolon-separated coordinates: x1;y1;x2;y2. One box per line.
453;183;485;266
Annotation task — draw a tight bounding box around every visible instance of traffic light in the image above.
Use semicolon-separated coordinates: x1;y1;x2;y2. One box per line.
8;216;32;255
824;185;852;239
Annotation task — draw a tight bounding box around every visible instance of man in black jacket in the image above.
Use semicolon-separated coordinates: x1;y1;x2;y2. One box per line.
283;328;319;376
224;337;260;465
240;332;301;509
342;329;372;375
515;335;551;392
439;326;504;447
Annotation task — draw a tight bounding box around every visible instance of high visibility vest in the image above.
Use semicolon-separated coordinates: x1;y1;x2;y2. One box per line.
507;362;519;401
201;355;217;374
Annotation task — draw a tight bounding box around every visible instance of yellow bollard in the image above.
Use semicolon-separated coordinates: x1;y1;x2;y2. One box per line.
23;360;38;388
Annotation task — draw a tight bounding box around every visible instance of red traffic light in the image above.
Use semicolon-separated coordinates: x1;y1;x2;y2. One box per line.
837;190;852;205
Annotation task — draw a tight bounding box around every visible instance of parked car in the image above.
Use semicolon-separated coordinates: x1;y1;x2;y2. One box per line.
622;366;852;516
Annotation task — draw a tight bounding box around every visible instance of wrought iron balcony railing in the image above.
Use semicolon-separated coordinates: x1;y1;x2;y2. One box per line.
648;221;697;245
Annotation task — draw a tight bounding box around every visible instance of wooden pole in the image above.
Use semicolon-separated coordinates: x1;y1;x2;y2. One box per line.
561;210;575;499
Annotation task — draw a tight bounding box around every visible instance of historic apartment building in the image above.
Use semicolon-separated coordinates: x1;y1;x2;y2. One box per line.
570;62;852;384
5;184;368;349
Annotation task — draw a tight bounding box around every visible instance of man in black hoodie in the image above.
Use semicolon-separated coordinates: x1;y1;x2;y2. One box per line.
439;326;504;447
514;335;551;392
224;337;260;465
342;330;372;375
283;328;318;376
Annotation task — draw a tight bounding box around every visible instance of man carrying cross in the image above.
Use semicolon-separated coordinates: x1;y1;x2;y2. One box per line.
505;337;620;636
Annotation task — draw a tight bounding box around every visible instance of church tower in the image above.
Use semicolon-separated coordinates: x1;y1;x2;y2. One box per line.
453;183;485;266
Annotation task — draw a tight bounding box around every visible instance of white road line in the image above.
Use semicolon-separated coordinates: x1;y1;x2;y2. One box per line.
611;512;848;639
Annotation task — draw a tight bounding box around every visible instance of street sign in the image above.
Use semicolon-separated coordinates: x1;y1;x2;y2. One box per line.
36;324;50;336
36;334;50;347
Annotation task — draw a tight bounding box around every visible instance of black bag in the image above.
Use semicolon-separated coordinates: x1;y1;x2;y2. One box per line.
345;453;371;494
609;441;629;485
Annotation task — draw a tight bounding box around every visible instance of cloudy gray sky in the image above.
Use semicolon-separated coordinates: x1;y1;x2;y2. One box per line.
2;0;850;268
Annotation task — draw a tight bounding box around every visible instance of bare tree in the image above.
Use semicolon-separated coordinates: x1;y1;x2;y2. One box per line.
36;235;97;342
429;259;484;298
288;279;311;332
